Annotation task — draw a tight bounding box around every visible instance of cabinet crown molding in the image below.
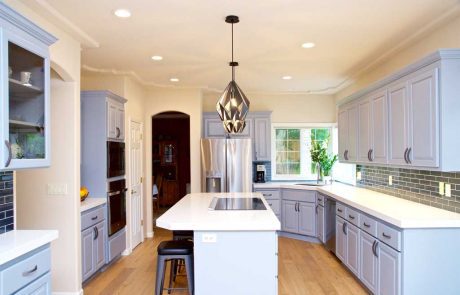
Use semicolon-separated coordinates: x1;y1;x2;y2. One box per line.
81;90;127;104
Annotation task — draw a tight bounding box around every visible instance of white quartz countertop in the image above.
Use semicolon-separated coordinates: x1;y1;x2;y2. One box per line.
254;182;460;229
156;193;281;231
0;230;58;265
80;197;107;213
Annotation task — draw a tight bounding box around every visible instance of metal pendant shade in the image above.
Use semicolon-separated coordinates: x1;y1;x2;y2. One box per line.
216;15;250;134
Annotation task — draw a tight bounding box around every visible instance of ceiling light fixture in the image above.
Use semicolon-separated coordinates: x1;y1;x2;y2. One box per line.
216;15;250;134
151;55;163;61
301;42;316;49
282;76;292;80
170;78;179;82
114;9;131;18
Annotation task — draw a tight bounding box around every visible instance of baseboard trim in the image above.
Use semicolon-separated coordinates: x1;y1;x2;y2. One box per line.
53;289;83;295
122;248;131;256
278;231;321;243
146;231;154;238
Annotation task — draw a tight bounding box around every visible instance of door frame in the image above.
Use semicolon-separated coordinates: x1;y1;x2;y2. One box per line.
127;118;144;253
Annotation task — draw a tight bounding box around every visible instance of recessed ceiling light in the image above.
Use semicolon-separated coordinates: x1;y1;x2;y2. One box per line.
282;76;292;80
170;78;179;82
114;9;131;18
301;42;316;49
151;55;163;61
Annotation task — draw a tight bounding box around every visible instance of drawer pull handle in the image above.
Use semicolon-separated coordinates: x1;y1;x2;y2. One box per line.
348;215;355;220
263;194;272;197
372;240;379;258
91;216;98;220
363;222;370;228
382;232;392;239
269;203;273;206
22;265;38;276
337;208;343;213
343;222;347;235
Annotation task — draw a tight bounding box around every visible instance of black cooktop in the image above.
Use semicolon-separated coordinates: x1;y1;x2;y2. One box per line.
209;197;267;210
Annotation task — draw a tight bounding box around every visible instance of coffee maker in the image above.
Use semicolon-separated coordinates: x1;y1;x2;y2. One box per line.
256;165;266;183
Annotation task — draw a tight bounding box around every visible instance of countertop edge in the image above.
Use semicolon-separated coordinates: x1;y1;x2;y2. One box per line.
80;197;107;213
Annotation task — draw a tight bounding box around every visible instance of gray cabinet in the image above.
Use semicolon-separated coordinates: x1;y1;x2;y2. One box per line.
377;241;401;295
107;98;125;140
298;202;316;236
0;2;57;170
281;200;298;233
255;189;281;221
253;117;271;161
316;204;324;243
345;222;360;277
388;80;409;166
360;231;378;294
338;103;358;162
81;205;107;282
336;216;347;263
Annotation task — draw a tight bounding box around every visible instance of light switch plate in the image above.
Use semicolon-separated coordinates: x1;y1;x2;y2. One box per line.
439;182;445;196
356;172;362;181
388;175;393;186
47;183;68;195
445;184;452;197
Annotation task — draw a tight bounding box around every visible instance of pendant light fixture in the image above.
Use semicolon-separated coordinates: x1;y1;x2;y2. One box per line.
216;15;250;134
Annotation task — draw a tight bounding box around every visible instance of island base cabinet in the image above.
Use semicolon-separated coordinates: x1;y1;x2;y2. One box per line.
377;242;401;295
336;217;347;263
15;272;51;295
194;231;278;295
360;231;378;294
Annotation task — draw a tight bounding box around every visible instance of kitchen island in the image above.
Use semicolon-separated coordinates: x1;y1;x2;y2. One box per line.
156;192;281;295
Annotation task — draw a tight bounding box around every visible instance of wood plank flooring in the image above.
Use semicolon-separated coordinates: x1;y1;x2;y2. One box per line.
83;228;367;295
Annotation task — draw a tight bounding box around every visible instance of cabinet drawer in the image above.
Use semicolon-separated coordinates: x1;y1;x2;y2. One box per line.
378;223;402;251
0;247;51;295
266;199;280;215
317;194;325;206
82;206;105;230
282;189;316;202
256;189;280;200
15;272;51;295
336;203;346;218
346;207;360;226
360;214;378;237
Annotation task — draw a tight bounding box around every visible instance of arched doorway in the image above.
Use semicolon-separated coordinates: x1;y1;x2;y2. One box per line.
152;111;191;217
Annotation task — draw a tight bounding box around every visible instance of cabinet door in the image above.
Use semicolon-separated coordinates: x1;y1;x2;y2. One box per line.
337;108;348;161
1;31;51;169
282;200;298;233
360;231;378;294
81;227;95;281
335;217;347;263
299;202;316;236
107;100;118;139
408;66;439;167
254;117;271;161
371;90;388;164
94;222;106;271
14;272;51;295
347;105;358;162
116;105;125;140
377;242;401;295
388;81;409;165
358;99;372;162
346;223;360;277
317;205;324;243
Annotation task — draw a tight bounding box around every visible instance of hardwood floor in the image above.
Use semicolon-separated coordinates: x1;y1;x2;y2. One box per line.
83;228;367;295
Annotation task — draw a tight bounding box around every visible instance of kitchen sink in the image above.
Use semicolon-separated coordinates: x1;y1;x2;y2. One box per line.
295;182;327;187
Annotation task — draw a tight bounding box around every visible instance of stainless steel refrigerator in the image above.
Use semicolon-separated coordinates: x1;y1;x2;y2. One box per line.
201;138;253;193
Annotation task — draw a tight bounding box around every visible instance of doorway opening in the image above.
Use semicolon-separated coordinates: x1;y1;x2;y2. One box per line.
152;111;191;219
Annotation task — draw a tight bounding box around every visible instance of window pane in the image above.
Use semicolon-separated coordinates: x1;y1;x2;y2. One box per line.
276;129;287;140
287;129;300;140
277;164;288;174
287;140;300;151
276;140;287;151
276;152;287;162
288;152;300;162
288;163;300;174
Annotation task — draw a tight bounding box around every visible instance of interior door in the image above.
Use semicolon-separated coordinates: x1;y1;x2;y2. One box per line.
130;120;143;250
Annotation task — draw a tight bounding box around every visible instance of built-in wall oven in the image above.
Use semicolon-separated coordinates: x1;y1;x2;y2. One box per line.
107;141;125;178
107;179;127;236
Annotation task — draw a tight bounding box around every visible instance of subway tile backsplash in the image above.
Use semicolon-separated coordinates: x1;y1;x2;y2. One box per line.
0;171;14;234
357;165;460;213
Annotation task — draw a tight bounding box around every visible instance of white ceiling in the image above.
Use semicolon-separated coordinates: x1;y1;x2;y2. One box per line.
22;0;460;93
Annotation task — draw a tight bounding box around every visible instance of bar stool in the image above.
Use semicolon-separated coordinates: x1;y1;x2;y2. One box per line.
173;230;194;241
155;240;194;295
171;231;194;283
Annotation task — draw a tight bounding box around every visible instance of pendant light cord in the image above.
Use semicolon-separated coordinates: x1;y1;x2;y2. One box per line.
231;22;235;81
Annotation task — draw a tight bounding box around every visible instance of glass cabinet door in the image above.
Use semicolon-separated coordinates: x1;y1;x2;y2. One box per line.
3;38;49;169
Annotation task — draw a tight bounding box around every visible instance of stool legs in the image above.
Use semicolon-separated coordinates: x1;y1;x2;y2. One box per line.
185;255;194;295
155;256;166;295
156;255;194;295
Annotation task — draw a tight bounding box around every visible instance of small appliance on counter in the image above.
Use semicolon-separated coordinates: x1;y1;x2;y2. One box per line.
255;165;266;183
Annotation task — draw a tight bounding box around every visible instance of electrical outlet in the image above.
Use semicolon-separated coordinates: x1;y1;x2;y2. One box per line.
388;175;393;186
445;184;452;197
202;233;217;243
356;172;362;181
439;182;445;196
47;183;68;195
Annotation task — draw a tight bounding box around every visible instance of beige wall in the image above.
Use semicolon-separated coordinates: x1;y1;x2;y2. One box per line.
203;92;336;123
336;15;460;102
6;0;83;292
144;87;203;237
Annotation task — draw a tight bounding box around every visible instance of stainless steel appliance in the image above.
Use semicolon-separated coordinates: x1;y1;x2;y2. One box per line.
107;141;125;178
209;197;266;210
201;138;252;193
107;179;127;236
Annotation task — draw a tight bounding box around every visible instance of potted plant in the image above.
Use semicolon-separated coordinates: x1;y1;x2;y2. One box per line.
310;140;337;184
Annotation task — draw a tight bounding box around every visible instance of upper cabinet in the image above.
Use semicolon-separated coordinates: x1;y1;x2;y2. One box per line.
338;103;358;162
338;50;460;171
107;99;125;141
0;3;57;170
202;112;272;161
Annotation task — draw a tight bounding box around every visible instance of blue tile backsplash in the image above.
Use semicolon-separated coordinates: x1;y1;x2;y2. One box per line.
253;161;272;182
0;171;14;234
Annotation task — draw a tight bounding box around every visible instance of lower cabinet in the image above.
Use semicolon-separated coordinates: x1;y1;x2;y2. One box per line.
360;231;378;294
15;272;51;295
316;204;324;243
81;205;107;282
282;200;316;236
346;222;360;277
377;241;401;295
336;216;347;262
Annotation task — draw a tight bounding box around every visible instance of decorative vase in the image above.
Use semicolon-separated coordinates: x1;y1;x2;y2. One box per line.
323;175;333;185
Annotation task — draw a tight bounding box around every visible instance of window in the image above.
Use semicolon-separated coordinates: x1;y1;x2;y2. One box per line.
272;124;356;184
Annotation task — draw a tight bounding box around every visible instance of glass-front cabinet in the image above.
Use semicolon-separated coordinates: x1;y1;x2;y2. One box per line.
0;3;57;170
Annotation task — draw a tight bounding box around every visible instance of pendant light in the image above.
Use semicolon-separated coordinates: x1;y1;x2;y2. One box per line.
216;15;250;134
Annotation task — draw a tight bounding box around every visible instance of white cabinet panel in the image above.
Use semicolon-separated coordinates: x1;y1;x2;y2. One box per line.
107;99;125;140
360;231;378;294
254;117;271;161
388;81;409;165
358;99;371;162
378;241;401;295
298;202;316;236
346;222;360;277
317;205;324;243
338;109;348;161
338;104;358;162
336;217;347;263
281;200;298;233
371;91;388;164
81;227;94;281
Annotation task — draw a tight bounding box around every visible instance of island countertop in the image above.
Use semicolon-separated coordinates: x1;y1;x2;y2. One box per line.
156;193;281;231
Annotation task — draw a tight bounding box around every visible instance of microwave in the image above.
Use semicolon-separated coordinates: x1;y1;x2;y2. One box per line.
107;141;125;178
